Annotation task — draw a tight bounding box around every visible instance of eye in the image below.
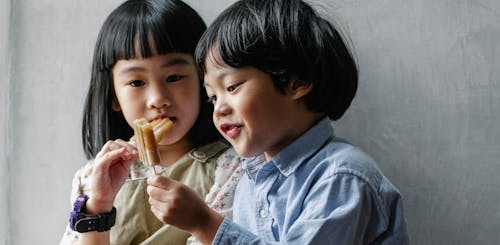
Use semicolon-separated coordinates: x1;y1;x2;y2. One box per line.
207;95;217;105
226;82;242;92
129;80;145;87
166;74;184;83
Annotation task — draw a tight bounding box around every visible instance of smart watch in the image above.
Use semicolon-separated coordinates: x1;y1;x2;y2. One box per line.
69;194;116;233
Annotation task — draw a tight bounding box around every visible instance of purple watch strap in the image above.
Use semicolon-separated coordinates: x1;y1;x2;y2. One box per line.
73;194;88;212
69;194;116;232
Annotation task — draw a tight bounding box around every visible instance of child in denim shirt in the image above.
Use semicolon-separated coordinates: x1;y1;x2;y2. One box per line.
146;0;410;244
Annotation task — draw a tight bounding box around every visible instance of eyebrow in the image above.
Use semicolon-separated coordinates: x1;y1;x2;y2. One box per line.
203;68;235;87
117;57;191;76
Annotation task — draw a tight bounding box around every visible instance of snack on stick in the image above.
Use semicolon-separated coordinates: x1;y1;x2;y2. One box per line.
132;118;148;164
131;118;173;173
130;118;173;142
142;124;161;166
153;118;173;141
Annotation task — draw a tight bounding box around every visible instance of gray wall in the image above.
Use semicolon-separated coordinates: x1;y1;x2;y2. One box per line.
6;1;124;244
2;0;499;244
1;0;11;243
331;0;500;244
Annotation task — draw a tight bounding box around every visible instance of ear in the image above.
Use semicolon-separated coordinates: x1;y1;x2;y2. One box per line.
288;79;313;100
111;97;121;112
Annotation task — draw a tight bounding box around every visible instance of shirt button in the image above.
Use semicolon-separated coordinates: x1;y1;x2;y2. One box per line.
192;151;206;158
259;209;268;218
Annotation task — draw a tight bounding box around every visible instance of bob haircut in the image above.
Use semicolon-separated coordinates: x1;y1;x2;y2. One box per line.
82;0;220;159
196;0;358;121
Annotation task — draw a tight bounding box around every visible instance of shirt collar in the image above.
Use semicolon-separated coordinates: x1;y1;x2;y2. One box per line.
240;154;266;181
241;117;334;178
272;117;334;176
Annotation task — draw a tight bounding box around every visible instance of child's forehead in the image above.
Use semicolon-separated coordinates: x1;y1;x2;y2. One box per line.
132;33;159;58
204;58;233;81
204;47;230;70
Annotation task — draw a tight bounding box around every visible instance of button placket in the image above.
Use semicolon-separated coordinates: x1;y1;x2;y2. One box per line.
254;163;278;239
259;209;269;218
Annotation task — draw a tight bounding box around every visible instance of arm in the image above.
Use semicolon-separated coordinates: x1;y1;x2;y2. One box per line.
146;175;224;245
77;139;138;245
60;165;87;245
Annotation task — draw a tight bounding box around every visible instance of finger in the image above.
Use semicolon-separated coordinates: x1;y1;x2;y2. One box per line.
95;140;113;158
147;174;176;189
114;139;138;155
149;203;171;224
147;185;171;203
95;147;131;171
97;140;137;162
96;140;127;158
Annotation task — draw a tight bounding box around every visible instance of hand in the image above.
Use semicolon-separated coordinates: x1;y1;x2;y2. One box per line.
87;139;137;213
147;175;224;244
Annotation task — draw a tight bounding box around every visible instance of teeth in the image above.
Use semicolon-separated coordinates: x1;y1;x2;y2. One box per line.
130;118;173;166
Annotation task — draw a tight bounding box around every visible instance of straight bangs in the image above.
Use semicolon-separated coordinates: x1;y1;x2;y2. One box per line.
83;0;210;159
97;0;206;72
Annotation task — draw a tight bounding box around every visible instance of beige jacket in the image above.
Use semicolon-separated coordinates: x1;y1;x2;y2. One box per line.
60;141;230;245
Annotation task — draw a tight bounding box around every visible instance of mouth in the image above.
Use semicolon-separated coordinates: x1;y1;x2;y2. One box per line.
151;115;176;123
220;123;242;139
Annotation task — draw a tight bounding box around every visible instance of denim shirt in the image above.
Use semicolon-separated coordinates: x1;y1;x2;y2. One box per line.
213;118;409;245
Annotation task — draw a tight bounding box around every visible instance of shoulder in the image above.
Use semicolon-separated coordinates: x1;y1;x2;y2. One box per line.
313;138;386;194
205;147;242;218
213;147;242;185
216;147;239;168
187;141;229;164
312;137;404;208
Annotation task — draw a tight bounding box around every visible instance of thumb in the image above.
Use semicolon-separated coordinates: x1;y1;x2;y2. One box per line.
147;174;175;189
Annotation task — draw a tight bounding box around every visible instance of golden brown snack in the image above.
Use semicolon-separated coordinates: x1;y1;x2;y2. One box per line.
131;118;173;170
153;118;173;141
130;118;173;142
142;124;160;165
132;118;148;164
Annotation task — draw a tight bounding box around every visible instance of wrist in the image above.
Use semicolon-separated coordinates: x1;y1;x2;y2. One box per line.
192;208;224;245
69;194;116;233
86;197;114;215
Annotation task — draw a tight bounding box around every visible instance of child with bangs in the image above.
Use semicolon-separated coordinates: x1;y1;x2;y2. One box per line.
60;1;241;244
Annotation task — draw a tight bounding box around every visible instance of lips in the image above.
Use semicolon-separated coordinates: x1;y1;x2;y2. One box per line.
151;115;175;123
220;123;242;139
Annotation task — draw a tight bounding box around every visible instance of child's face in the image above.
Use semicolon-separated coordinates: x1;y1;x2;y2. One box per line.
204;56;306;159
112;53;200;146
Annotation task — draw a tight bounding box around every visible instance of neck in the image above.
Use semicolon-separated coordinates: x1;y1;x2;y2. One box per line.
157;138;193;167
264;112;325;161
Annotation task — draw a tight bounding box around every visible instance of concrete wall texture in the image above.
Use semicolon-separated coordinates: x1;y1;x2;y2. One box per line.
1;0;11;243
1;0;499;244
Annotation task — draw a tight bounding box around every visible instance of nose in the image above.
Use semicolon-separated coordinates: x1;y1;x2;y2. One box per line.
213;96;231;118
147;82;171;109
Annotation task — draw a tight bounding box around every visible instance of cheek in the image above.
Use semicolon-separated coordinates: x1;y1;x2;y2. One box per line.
175;83;201;117
242;94;286;131
119;102;141;126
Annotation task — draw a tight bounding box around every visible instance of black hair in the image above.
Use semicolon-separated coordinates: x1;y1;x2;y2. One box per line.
196;0;358;121
82;0;220;159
